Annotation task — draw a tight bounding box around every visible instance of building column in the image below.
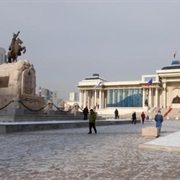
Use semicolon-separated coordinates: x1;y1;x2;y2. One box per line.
149;88;152;107
142;88;145;108
112;90;115;104
86;90;89;107
101;90;104;109
155;88;158;108
94;89;97;108
83;90;87;108
79;90;83;108
87;91;90;108
99;89;102;109
163;82;167;108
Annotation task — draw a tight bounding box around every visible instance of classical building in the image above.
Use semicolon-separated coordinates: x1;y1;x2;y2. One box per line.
77;60;180;114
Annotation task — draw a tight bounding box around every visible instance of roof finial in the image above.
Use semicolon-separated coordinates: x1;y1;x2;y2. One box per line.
173;50;177;59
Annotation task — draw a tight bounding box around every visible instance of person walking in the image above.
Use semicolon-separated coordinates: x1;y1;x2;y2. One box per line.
88;109;97;134
83;106;89;120
114;109;119;119
132;112;136;125
141;112;146;124
154;110;164;132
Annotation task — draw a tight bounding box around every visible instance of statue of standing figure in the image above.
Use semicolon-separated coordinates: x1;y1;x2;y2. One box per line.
7;31;26;63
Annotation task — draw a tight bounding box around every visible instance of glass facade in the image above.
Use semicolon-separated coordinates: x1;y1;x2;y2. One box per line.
107;89;142;107
144;77;156;82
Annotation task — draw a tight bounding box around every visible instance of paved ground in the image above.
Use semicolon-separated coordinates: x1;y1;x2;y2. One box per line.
0;120;180;180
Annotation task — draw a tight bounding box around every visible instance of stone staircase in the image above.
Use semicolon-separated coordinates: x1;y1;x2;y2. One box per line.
0;109;84;122
96;107;180;120
164;108;180;120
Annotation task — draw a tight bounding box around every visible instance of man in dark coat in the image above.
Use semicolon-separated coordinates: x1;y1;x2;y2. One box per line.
88;109;97;134
132;112;137;125
83;106;89;120
114;109;119;119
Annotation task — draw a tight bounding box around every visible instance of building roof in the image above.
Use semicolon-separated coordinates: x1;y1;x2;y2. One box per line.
162;60;180;70
84;73;107;81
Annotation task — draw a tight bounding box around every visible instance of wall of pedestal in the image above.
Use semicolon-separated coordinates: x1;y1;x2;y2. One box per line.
0;60;45;110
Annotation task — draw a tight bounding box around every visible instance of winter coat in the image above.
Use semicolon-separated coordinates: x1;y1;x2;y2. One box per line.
155;113;163;128
132;112;136;120
89;112;96;123
141;113;145;120
83;107;89;115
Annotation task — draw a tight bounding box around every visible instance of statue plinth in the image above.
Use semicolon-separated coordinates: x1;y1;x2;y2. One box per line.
0;60;45;121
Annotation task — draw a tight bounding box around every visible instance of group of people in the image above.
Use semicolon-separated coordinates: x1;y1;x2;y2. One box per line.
132;111;164;131
83;106;164;134
131;111;147;124
113;109;150;125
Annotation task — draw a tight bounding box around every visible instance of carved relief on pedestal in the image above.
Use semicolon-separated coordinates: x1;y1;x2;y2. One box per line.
21;68;35;95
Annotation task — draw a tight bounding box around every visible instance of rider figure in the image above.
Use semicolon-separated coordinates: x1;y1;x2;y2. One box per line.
8;31;26;63
9;31;20;53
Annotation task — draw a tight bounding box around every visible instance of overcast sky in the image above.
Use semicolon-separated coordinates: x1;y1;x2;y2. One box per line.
0;0;180;100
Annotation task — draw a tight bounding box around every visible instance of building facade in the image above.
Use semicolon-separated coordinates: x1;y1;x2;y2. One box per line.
69;92;78;101
0;47;6;64
77;61;180;111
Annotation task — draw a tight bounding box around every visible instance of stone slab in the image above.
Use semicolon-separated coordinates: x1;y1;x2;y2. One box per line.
142;127;160;138
139;130;180;152
0;119;133;134
139;143;180;152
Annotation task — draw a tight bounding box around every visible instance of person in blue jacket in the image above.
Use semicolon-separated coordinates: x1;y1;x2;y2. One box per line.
154;110;164;132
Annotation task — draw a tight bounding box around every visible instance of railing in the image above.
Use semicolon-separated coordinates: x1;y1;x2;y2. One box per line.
0;100;81;113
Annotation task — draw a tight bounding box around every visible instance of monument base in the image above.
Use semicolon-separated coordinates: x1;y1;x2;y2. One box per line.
142;127;160;138
0;107;84;122
0;60;84;122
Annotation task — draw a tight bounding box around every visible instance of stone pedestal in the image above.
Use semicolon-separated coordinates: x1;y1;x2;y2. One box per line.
0;60;46;122
142;127;160;138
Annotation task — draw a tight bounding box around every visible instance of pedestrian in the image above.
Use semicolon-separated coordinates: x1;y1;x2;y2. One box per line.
83;106;89;120
132;112;136;125
146;115;149;120
88;109;97;134
154;110;163;132
114;109;119;119
141;112;146;124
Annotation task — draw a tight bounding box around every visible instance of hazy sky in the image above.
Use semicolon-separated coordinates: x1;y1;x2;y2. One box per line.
1;0;180;100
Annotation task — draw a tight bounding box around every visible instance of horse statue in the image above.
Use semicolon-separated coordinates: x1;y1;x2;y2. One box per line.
7;31;26;63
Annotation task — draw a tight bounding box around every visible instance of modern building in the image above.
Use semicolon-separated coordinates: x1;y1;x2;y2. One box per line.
77;60;180;115
52;90;58;107
39;87;58;104
69;92;78;101
39;87;52;101
0;47;6;64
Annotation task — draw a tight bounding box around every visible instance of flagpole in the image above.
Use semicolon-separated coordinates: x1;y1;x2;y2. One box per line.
94;80;102;110
174;51;177;59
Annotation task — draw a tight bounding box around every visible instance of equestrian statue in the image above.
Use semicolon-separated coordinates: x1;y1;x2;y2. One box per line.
7;31;26;63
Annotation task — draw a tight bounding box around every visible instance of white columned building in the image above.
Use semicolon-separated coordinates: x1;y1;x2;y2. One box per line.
77;61;180;116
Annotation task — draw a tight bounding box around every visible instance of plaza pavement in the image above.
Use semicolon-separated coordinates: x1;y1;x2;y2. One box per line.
0;120;180;180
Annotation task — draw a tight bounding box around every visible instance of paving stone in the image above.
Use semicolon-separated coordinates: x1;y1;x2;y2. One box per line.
0;120;179;180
